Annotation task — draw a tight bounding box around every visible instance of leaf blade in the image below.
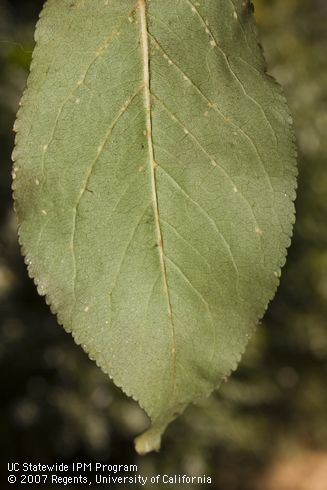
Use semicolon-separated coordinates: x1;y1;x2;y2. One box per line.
13;0;297;453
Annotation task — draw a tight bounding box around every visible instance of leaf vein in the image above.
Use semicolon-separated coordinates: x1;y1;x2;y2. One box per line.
165;255;216;357
39;17;128;180
161;218;223;292
158;165;241;299
70;86;143;318
150;32;273;199
185;0;278;147
139;0;177;399
153;92;264;260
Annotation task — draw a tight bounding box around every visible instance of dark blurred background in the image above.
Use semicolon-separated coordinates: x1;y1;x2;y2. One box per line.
1;0;326;488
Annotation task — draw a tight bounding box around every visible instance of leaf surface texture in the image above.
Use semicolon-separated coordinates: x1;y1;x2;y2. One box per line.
13;0;297;453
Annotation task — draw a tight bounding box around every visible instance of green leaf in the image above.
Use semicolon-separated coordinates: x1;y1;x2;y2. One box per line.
12;0;297;454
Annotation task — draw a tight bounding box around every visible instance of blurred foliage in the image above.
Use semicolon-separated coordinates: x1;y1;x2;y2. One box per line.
0;0;326;489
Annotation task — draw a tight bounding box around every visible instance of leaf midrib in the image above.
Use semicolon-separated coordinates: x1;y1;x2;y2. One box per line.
138;0;177;392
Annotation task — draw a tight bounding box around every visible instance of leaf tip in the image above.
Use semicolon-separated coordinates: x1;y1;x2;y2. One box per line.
134;427;162;455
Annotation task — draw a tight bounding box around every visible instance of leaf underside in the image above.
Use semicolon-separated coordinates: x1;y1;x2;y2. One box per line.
12;0;297;454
